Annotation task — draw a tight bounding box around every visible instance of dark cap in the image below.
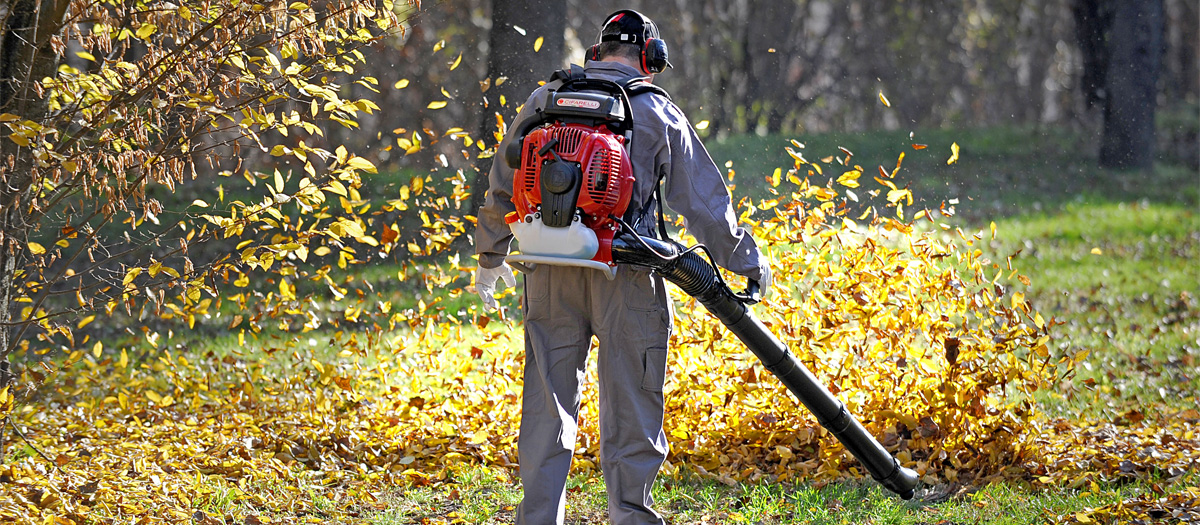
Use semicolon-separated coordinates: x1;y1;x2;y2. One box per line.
599;10;661;47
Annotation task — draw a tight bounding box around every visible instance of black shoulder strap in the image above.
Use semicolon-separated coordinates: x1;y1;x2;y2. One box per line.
549;64;587;84
623;77;671;100
620;77;672;239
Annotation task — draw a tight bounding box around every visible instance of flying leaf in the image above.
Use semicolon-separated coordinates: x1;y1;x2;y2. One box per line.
534;37;544;52
947;142;960;165
695;120;710;130
878;91;891;107
346;156;378;174
394;79;410;89
28;242;45;255
427;101;448;110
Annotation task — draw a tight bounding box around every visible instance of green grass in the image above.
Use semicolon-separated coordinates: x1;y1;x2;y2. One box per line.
356;465;1198;524
980;201;1199;419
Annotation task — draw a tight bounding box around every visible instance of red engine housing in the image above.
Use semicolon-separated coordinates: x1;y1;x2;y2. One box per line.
508;122;635;264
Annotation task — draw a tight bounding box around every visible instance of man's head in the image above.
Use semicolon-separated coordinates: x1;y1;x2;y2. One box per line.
589;9;671;75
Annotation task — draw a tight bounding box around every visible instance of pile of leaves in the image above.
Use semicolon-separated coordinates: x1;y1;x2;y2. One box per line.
0;144;1053;520
2;140;1196;523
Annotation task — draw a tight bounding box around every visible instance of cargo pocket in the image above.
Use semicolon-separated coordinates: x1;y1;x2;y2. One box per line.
523;265;549;319
641;348;668;392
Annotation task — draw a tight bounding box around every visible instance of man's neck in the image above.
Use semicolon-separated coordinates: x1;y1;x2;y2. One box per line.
597;56;653;80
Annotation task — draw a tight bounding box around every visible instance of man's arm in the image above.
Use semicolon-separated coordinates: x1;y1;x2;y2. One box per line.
474;91;545;269
658;102;765;282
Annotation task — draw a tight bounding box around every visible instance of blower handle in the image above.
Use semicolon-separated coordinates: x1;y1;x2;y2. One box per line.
743;279;762;305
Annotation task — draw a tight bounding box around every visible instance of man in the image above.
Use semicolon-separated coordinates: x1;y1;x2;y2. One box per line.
472;9;770;525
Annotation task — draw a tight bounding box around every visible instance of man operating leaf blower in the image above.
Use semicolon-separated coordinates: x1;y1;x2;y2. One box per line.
472;9;769;524
472;9;916;525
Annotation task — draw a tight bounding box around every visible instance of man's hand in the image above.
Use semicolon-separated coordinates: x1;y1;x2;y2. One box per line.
755;258;772;300
475;262;517;310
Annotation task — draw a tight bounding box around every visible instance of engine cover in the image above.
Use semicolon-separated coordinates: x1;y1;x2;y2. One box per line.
509;122;634;265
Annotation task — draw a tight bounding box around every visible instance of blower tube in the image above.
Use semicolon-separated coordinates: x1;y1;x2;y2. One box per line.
610;233;919;499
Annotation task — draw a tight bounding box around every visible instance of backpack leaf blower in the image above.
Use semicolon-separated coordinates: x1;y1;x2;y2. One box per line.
503;66;918;499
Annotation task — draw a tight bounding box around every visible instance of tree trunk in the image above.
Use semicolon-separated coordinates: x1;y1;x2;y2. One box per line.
0;0;69;362
469;0;566;221
1099;0;1164;170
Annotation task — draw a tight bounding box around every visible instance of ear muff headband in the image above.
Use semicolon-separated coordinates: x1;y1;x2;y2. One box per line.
596;9;670;75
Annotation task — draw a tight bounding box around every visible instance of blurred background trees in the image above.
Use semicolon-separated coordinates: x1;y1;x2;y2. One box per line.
347;0;1196;178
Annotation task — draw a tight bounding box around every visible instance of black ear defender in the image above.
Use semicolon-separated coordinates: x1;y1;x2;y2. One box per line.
641;37;669;74
595;9;672;75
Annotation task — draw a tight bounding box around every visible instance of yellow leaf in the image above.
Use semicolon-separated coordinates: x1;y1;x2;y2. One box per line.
534;36;544;52
394;79;409;89
427;100;448;110
450;53;462;70
76;51;96;62
1090;247;1103;255
878;91;891;107
836;169;862;188
135;23;157;39
27;242;45;255
325;179;347;197
346;156;377;173
947;142;960;165
92;341;103;358
469;429;489;444
119;349;129;369
695;120;710;130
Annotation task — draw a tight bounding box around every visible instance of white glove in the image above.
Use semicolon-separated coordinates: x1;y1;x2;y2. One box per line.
475;262;517;311
754;258;772;300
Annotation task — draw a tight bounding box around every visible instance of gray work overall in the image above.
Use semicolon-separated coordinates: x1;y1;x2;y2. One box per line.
474;61;764;525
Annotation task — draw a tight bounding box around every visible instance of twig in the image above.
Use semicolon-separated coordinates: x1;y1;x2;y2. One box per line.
6;417;58;469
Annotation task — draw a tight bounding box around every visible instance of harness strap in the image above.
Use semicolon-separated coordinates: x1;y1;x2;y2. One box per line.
546;66;674;239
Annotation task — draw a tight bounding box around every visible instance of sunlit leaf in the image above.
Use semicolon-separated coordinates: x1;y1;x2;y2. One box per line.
947;142;960;165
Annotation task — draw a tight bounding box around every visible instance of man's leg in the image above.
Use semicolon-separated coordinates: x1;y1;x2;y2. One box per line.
593;267;672;525
515;266;593;525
